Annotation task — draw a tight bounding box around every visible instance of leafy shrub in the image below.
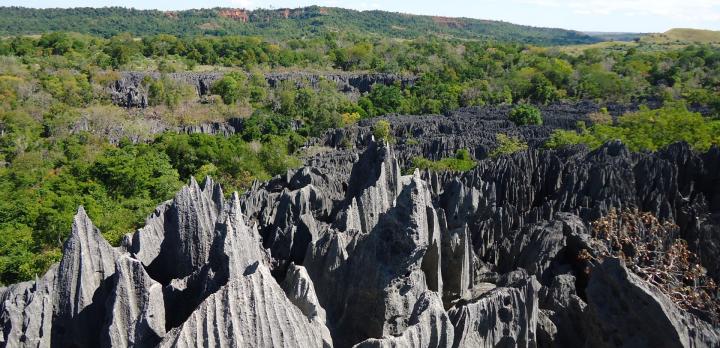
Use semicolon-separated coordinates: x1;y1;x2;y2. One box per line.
147;76;194;110
341;112;361;126
40;70;92;107
157;59;181;73
240;111;293;141
211;72;248;105
489;133;528;158
360;84;407;117
545;104;720;152
545;128;586;149
411;149;476;172
509;104;543;126
373;120;392;142
0;75;24;107
259;135;302;176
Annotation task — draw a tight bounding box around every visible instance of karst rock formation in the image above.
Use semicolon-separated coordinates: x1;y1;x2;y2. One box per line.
1;106;719;347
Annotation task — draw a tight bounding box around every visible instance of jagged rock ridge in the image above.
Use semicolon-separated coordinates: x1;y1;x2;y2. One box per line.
1;109;719;347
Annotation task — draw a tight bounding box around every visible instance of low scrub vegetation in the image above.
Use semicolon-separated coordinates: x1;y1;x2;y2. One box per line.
509;104;543;126
546;104;720;151
410;149;476;172
489;133;528;158
373;120;393;142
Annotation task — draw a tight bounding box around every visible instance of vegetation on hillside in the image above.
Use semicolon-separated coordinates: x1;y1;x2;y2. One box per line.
642;28;720;45
1;30;718;112
0;6;598;45
545;104;720;151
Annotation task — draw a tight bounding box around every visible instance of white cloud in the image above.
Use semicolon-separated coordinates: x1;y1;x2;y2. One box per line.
518;0;720;24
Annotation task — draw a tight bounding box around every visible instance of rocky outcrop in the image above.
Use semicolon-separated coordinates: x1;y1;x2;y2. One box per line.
109;72;221;107
103;255;165;348
0;176;332;347
353;291;454;348
584;258;720;348
537;274;588;347
281;263;327;324
126;176;224;283
448;273;541;348
319;102;605;163
52;206;120;347
304;169;443;347
1;105;719;347
109;71;417;108
265;72;417;94
159;263;332;348
0;265;56;348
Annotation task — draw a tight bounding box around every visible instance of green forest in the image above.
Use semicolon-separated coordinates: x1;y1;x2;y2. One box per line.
0;14;719;285
0;6;599;45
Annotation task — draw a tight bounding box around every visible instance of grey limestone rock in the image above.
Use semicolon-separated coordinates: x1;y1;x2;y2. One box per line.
52;206;120;347
281;263;332;344
498;214;586;284
584;258;720;348
0;265;57;348
353;291;454;348
159;263;332;348
304;161;442;347
538;274;588;347
448;274;541;348
130;176;224;283
103;255;165;348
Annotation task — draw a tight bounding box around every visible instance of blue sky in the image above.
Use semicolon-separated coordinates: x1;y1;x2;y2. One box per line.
2;0;719;33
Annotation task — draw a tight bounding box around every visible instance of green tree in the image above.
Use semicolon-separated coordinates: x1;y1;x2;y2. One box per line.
211;73;248;105
90;144;181;199
104;33;140;68
363;84;405;117
509;104;543;126
529;74;561;105
373;120;392;142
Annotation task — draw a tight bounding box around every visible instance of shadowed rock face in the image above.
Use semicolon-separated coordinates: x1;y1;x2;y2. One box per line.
158;263;331;348
583;258;720;348
0;107;719;347
103;255;165;348
448;273;541;348
52;207;120;348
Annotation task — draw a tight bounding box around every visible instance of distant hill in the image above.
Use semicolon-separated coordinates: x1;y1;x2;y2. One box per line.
642;28;720;44
0;6;600;45
584;32;648;42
